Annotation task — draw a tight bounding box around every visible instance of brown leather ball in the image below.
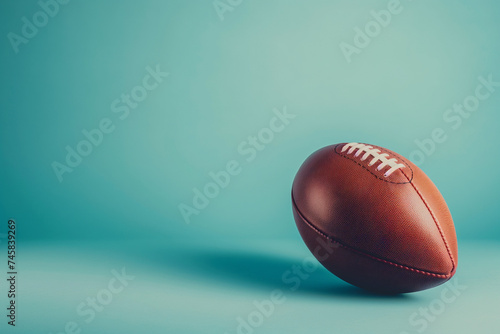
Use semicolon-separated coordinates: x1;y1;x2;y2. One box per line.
291;143;458;294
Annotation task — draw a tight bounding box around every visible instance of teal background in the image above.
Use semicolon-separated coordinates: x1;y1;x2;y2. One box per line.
0;0;499;333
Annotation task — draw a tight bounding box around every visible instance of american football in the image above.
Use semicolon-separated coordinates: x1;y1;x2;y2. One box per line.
292;142;458;294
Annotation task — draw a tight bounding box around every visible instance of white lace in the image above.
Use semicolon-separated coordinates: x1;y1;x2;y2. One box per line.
341;142;405;177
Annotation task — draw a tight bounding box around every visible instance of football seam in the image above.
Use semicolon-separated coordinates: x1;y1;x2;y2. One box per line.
334;144;414;184
400;169;456;275
291;195;452;279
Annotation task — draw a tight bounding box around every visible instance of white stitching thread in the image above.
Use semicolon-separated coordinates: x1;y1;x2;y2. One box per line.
341;143;406;177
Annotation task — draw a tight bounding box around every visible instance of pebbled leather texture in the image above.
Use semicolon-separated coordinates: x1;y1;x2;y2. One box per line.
291;143;458;293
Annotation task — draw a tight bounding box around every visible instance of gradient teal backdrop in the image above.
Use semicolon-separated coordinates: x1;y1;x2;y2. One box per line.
0;1;499;333
1;0;499;242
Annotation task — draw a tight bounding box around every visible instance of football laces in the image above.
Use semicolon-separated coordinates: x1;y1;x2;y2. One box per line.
341;142;406;177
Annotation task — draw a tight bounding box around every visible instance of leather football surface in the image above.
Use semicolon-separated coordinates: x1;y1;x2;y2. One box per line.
291;142;458;293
